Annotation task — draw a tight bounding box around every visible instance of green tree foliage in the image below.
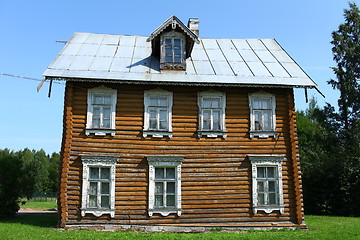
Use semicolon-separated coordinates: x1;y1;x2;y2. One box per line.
0;149;60;217
299;2;360;217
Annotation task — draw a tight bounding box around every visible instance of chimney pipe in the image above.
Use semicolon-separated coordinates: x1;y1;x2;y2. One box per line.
188;18;199;37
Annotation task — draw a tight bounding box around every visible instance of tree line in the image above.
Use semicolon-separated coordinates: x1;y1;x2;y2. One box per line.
298;3;360;217
0;148;60;217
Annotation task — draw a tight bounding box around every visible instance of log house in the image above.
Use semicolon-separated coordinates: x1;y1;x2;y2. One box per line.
43;16;318;231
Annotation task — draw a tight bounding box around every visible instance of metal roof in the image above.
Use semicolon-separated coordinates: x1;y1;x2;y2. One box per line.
43;32;317;88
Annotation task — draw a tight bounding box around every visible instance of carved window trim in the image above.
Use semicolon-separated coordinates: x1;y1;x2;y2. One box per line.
147;155;184;217
198;91;227;138
86;86;117;136
248;92;277;138
160;31;186;70
249;154;285;214
81;155;117;218
143;89;173;138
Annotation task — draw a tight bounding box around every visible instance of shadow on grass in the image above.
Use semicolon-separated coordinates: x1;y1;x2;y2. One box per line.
1;213;58;228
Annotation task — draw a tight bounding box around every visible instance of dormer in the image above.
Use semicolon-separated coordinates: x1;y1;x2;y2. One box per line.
147;16;200;71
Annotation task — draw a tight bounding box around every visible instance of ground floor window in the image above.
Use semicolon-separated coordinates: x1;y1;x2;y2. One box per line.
147;155;184;216
81;155;116;218
248;154;285;214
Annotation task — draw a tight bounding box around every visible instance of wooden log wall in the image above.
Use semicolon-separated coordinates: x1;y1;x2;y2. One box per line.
59;81;305;227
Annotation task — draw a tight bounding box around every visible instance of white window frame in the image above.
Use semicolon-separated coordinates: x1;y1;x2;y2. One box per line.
81;156;116;218
248;92;277;138
86;86;117;136
198;91;226;138
147;155;184;217
143;89;173;138
249;154;285;214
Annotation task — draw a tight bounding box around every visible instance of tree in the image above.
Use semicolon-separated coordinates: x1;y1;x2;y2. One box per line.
329;2;360;217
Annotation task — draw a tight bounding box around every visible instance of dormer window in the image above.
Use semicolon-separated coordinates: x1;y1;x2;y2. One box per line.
160;32;186;70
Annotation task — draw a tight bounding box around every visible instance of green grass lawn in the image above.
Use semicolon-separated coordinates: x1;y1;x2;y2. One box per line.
20;199;57;210
1;214;359;240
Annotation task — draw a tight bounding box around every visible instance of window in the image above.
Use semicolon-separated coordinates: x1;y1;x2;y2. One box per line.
147;155;184;216
160;31;186;70
198;91;226;138
81;156;116;217
86;87;117;136
143;89;173;138
249;154;285;214
249;92;276;138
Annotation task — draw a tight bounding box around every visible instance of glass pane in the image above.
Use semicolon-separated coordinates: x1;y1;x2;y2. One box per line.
257;181;265;192
263;110;272;130
93;95;103;104
155;168;164;179
203;98;211;108
254;111;262;130
257;167;265;178
90;168;99;179
150;97;158;106
166;168;175;179
174;56;181;63
159;110;167;121
212;98;220;108
253;99;260;109
100;168;110;179
155;182;164;194
149;109;157;119
165;38;172;46
167;182;175;193
258;193;265;205
89;182;98;195
213;110;221;130
104;95;112;105
101;196;110;208
103;119;110;128
174;48;181;55
101;182;110;194
261;99;271;109
159;97;167;107
173;38;181;47
103;107;111;118
92;118;100;128
167;195;176;207
165;55;173;62
155;195;163;207
93;107;101;116
159;120;167;130
267;167;276;178
268;181;276;192
89;195;97;208
149;119;157;130
269;193;277;205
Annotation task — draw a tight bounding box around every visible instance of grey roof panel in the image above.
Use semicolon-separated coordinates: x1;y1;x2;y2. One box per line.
43;32;317;88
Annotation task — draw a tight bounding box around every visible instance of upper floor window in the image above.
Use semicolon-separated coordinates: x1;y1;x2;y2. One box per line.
81;155;117;218
143;89;173;138
198;91;226;138
160;31;186;70
249;154;285;214
249;92;277;138
86;87;117;136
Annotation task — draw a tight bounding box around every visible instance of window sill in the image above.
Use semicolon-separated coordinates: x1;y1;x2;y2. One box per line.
81;208;115;218
148;208;181;217
253;205;284;214
85;129;115;136
143;130;173;138
198;130;227;138
250;131;277;139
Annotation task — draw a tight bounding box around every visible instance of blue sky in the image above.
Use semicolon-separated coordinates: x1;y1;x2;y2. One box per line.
0;0;356;154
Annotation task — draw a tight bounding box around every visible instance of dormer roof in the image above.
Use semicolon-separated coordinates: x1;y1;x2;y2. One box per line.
147;15;199;58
